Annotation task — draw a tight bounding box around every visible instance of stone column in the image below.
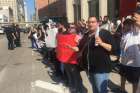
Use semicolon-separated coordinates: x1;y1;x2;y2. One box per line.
99;0;108;17
66;0;74;23
81;0;89;21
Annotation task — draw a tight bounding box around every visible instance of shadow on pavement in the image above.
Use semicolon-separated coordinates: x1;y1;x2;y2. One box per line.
41;58;67;85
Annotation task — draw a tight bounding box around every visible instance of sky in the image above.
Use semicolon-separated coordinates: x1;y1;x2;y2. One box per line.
25;0;35;21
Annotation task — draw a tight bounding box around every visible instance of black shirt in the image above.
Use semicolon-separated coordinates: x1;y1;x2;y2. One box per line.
4;26;15;39
78;29;116;73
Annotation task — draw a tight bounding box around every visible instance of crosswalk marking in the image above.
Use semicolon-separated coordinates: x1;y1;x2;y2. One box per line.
32;50;34;55
33;80;66;93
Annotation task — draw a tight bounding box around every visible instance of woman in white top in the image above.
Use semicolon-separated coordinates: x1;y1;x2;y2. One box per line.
120;19;140;93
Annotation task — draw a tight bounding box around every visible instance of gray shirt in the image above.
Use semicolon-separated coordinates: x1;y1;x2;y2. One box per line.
120;30;140;67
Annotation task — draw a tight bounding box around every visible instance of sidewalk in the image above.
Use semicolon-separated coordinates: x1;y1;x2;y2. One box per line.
30;49;132;93
11;33;131;93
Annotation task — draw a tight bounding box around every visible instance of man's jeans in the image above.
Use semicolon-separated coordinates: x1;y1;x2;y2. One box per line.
89;73;109;93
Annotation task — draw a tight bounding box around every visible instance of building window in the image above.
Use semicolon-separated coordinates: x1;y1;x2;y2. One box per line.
108;0;120;20
73;0;81;22
88;0;99;18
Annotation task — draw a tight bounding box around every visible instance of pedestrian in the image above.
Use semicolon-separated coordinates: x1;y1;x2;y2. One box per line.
78;16;116;93
137;0;140;7
77;21;87;37
28;26;38;49
56;22;85;93
134;6;140;93
100;15;112;32
120;18;140;93
119;7;140;93
15;24;21;47
4;24;16;50
35;24;44;50
11;23;17;48
44;23;60;77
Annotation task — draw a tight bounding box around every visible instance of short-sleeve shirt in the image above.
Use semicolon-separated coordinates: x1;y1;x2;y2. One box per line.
120;30;140;67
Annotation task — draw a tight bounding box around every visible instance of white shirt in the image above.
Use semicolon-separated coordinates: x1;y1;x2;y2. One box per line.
100;22;111;32
45;28;58;48
120;30;140;67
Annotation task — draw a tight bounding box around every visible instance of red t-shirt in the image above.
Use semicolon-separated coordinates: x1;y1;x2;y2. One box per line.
56;33;78;64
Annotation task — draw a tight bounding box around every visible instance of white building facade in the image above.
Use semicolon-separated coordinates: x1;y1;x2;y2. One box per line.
0;0;25;22
0;6;13;22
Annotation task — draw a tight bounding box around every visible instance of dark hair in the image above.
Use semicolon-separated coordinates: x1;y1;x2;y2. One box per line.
43;25;49;30
37;24;42;30
88;16;98;22
59;21;69;29
122;19;135;34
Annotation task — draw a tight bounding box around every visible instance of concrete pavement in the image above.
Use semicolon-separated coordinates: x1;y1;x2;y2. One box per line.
0;33;57;93
0;33;132;93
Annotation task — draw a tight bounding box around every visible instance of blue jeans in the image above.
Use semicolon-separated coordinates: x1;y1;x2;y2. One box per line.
89;73;109;93
31;39;38;49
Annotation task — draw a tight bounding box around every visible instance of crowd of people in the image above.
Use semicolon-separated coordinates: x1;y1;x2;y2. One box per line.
1;1;140;93
26;7;140;93
2;5;138;93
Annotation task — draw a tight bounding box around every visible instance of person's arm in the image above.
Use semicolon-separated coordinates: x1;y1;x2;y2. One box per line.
12;33;16;40
37;29;42;39
15;31;19;37
28;29;32;38
96;36;112;51
66;35;81;52
66;45;79;52
99;41;112;52
41;25;45;32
